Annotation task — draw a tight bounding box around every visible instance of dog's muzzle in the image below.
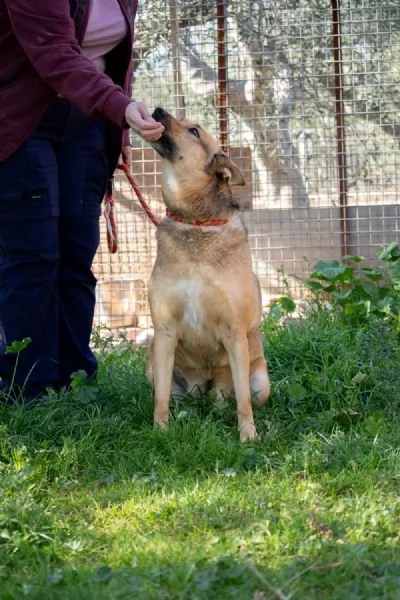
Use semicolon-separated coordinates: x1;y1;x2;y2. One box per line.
150;107;176;159
152;107;169;125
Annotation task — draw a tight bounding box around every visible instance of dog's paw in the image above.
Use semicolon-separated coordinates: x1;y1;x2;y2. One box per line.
239;422;257;442
154;417;169;432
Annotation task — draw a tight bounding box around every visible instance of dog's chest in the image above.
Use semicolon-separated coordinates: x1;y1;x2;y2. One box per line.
171;276;229;366
175;278;206;333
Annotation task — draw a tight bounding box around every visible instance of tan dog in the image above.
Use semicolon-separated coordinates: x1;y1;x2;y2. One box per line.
146;108;270;441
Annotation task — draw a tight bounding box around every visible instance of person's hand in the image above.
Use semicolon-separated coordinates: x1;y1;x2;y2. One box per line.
124;101;164;142
119;146;132;168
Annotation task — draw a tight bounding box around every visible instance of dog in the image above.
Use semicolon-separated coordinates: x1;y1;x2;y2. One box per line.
146;107;270;441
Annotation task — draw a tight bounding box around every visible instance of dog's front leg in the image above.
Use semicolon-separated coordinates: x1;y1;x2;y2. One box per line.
152;328;177;431
225;334;256;442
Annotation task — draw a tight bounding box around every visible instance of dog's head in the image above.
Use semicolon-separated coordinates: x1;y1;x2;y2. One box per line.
150;107;245;220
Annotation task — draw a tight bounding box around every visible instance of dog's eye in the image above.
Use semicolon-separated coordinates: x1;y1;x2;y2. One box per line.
189;127;200;138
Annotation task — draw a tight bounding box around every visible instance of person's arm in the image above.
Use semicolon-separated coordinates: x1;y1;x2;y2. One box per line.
5;0;130;126
7;0;165;141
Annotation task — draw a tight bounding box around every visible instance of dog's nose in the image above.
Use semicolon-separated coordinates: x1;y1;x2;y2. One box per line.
152;107;168;123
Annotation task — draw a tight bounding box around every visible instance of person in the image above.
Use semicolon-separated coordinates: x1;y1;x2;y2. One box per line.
0;0;164;402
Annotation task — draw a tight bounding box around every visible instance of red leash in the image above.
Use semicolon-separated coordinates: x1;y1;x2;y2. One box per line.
104;162;160;254
118;163;160;227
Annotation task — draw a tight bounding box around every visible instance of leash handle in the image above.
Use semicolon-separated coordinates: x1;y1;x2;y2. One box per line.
104;163;160;254
104;191;118;254
117;163;160;227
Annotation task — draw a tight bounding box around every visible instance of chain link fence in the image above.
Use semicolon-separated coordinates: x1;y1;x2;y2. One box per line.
93;0;400;337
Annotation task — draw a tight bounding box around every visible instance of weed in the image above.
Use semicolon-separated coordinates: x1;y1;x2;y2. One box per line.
0;337;33;403
303;243;400;326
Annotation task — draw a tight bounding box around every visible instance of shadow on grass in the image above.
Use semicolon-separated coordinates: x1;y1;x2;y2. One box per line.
1;538;400;599
1;386;400;600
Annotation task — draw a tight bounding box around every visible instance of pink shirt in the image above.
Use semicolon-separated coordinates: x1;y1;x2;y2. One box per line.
82;0;128;72
0;0;138;165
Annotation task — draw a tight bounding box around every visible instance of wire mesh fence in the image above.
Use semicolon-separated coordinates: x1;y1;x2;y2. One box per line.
93;0;400;335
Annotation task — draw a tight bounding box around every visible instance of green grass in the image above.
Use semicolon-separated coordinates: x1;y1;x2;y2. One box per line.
1;308;400;599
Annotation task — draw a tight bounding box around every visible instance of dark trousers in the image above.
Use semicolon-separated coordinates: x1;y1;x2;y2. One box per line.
0;100;108;395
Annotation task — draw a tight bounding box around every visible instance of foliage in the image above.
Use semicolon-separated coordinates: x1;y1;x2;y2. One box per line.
266;296;297;325
303;243;400;325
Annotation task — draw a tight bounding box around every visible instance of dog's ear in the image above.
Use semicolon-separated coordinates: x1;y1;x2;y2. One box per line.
208;153;245;186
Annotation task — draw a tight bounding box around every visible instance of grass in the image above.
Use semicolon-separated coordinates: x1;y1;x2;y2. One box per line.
1;307;400;599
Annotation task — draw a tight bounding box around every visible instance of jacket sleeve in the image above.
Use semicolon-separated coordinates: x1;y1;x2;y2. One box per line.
5;0;131;126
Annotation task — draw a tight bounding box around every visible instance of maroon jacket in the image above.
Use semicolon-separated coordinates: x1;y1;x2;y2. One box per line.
0;0;138;173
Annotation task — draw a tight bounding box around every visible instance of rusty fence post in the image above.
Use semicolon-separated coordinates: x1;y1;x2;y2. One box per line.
217;0;229;152
332;0;349;256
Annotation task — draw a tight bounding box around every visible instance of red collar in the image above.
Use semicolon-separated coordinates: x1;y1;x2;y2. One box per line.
166;209;229;227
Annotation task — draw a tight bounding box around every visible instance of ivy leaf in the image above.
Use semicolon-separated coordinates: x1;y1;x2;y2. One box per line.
361;281;378;298
312;261;353;283
278;296;296;312
378;242;400;261
344;300;370;316
359;268;382;281
332;289;352;300
343;255;365;262
5;337;32;354
388;262;400;290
